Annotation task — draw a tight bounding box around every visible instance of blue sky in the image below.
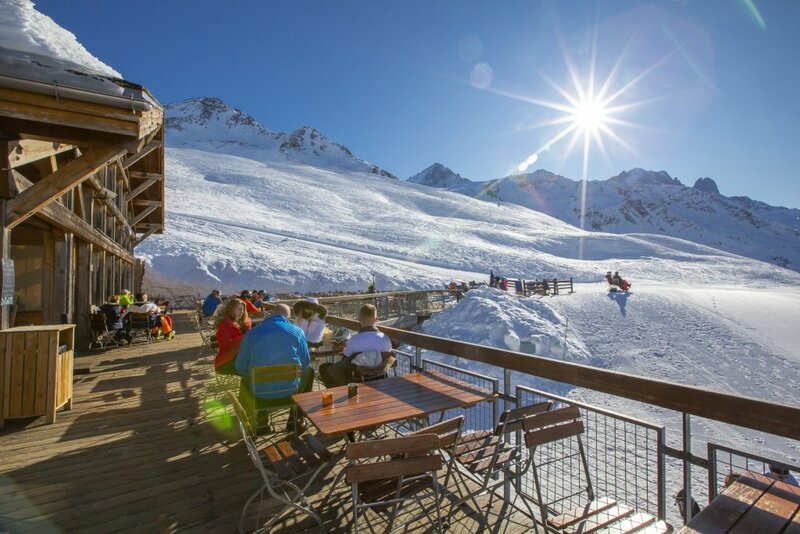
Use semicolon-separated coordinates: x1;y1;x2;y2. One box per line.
37;0;800;208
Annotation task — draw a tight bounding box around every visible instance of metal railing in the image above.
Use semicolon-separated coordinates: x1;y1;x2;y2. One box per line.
516;386;665;520
323;313;800;527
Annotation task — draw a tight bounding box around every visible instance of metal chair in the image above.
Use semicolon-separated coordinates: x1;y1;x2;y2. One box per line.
346;433;444;533
125;312;153;343
525;406;671;534
227;392;332;533
247;363;302;434
89;313;119;349
445;401;553;528
193;308;217;361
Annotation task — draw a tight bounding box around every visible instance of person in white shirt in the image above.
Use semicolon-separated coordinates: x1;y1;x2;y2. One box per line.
124;292;173;340
292;297;328;347
319;304;393;387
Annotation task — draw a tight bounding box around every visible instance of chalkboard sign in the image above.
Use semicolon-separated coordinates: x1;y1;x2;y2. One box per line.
2;259;14;306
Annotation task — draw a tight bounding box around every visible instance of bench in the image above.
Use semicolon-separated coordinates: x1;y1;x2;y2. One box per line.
523;277;574;296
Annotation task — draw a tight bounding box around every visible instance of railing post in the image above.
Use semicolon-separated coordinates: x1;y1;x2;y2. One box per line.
708;443;718;502
570;277;574;293
414;346;422;373
657;426;667;520
503;368;512;501
683;413;693;523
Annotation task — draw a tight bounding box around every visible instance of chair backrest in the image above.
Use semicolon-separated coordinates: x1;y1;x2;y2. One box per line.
496;400;552;436
411;415;464;451
523;405;584;448
127;312;151;329
524;406;595;520
345;434;442;485
90;313;108;331
250;363;301;398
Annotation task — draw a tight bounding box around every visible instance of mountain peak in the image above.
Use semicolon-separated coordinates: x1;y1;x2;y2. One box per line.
164;97;396;179
609;168;682;187
693;177;720;194
408;163;472;188
164;97;274;138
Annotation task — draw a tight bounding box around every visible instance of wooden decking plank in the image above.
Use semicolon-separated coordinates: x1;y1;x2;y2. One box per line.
563;505;634;534
728;475;800;534
550;497;617;528
595;512;655;534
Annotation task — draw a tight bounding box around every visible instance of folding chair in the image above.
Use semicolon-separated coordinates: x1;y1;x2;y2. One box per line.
194;309;217;361
126;312;153;343
346;433;444;533
227;392;332;533
525;406;671;534
248;363;302;434
89;313;119;349
445;401;553;527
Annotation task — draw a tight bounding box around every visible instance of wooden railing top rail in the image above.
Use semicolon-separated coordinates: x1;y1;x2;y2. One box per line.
271;289;452;306
325;314;800;442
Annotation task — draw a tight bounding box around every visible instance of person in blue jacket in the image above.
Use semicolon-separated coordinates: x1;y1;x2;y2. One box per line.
202;289;222;317
235;303;313;432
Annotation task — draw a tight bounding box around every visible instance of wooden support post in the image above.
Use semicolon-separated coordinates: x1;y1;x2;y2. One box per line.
52;229;70;324
74;240;92;350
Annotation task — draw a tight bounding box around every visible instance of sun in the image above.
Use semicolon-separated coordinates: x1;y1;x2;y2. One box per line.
572;97;609;133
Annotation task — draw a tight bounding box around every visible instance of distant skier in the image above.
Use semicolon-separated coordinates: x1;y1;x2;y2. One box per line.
612;272;623;287
605;271;614;285
542;278;550;295
489;270;495;287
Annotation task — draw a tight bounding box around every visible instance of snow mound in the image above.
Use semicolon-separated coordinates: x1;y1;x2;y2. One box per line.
0;0;120;78
420;287;593;362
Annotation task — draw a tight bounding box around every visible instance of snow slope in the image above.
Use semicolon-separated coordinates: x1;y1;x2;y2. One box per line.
139;146;800;296
409;164;800;271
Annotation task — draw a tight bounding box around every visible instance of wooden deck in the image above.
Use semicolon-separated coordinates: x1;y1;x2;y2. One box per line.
0;311;531;533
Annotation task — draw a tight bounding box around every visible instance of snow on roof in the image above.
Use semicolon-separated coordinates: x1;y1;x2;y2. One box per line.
0;0;160;109
0;0;120;78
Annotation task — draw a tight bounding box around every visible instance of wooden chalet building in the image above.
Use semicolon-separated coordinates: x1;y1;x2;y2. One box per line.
0;46;165;349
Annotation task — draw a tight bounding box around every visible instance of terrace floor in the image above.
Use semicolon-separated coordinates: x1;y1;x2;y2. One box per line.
0;311;531;533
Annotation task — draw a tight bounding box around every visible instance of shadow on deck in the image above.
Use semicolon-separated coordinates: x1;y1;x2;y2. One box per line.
0;312;530;533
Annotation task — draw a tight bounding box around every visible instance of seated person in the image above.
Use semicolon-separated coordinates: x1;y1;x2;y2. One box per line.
612;271;623;287
118;289;134;308
605;271;614;285
214;298;252;375
252;290;266;309
235;304;313;432
99;294;132;345
766;464;799;487
125;292;174;340
319;304;394;388
239;290;264;317
202;289;222;317
292;297;327;347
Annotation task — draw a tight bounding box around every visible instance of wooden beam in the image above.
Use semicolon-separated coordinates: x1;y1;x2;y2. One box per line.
5;145;126;229
0;96;140;137
5;140;74;169
132;199;162;207
134;225;160;246
130;203;160;226
127;174;161;201
121;140;161;169
11;172;133;263
73;183;85;220
115;160;130;191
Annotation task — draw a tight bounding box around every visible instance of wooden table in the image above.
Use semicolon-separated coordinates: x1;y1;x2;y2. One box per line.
292;371;495;437
678;471;800;533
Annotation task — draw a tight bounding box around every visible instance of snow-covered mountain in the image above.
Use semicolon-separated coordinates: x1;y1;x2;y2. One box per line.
166;97;396;179
407;163;472;190
409;165;800;270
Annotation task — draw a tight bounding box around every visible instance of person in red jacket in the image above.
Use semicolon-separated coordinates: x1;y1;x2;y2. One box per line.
239;290;264;317
214;298;252;375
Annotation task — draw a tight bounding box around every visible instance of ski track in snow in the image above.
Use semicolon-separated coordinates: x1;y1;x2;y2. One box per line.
177;212;487;278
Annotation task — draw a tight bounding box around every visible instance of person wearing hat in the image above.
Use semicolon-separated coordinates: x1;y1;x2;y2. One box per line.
238;290;263;316
766;464;799;487
293;297;328;347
